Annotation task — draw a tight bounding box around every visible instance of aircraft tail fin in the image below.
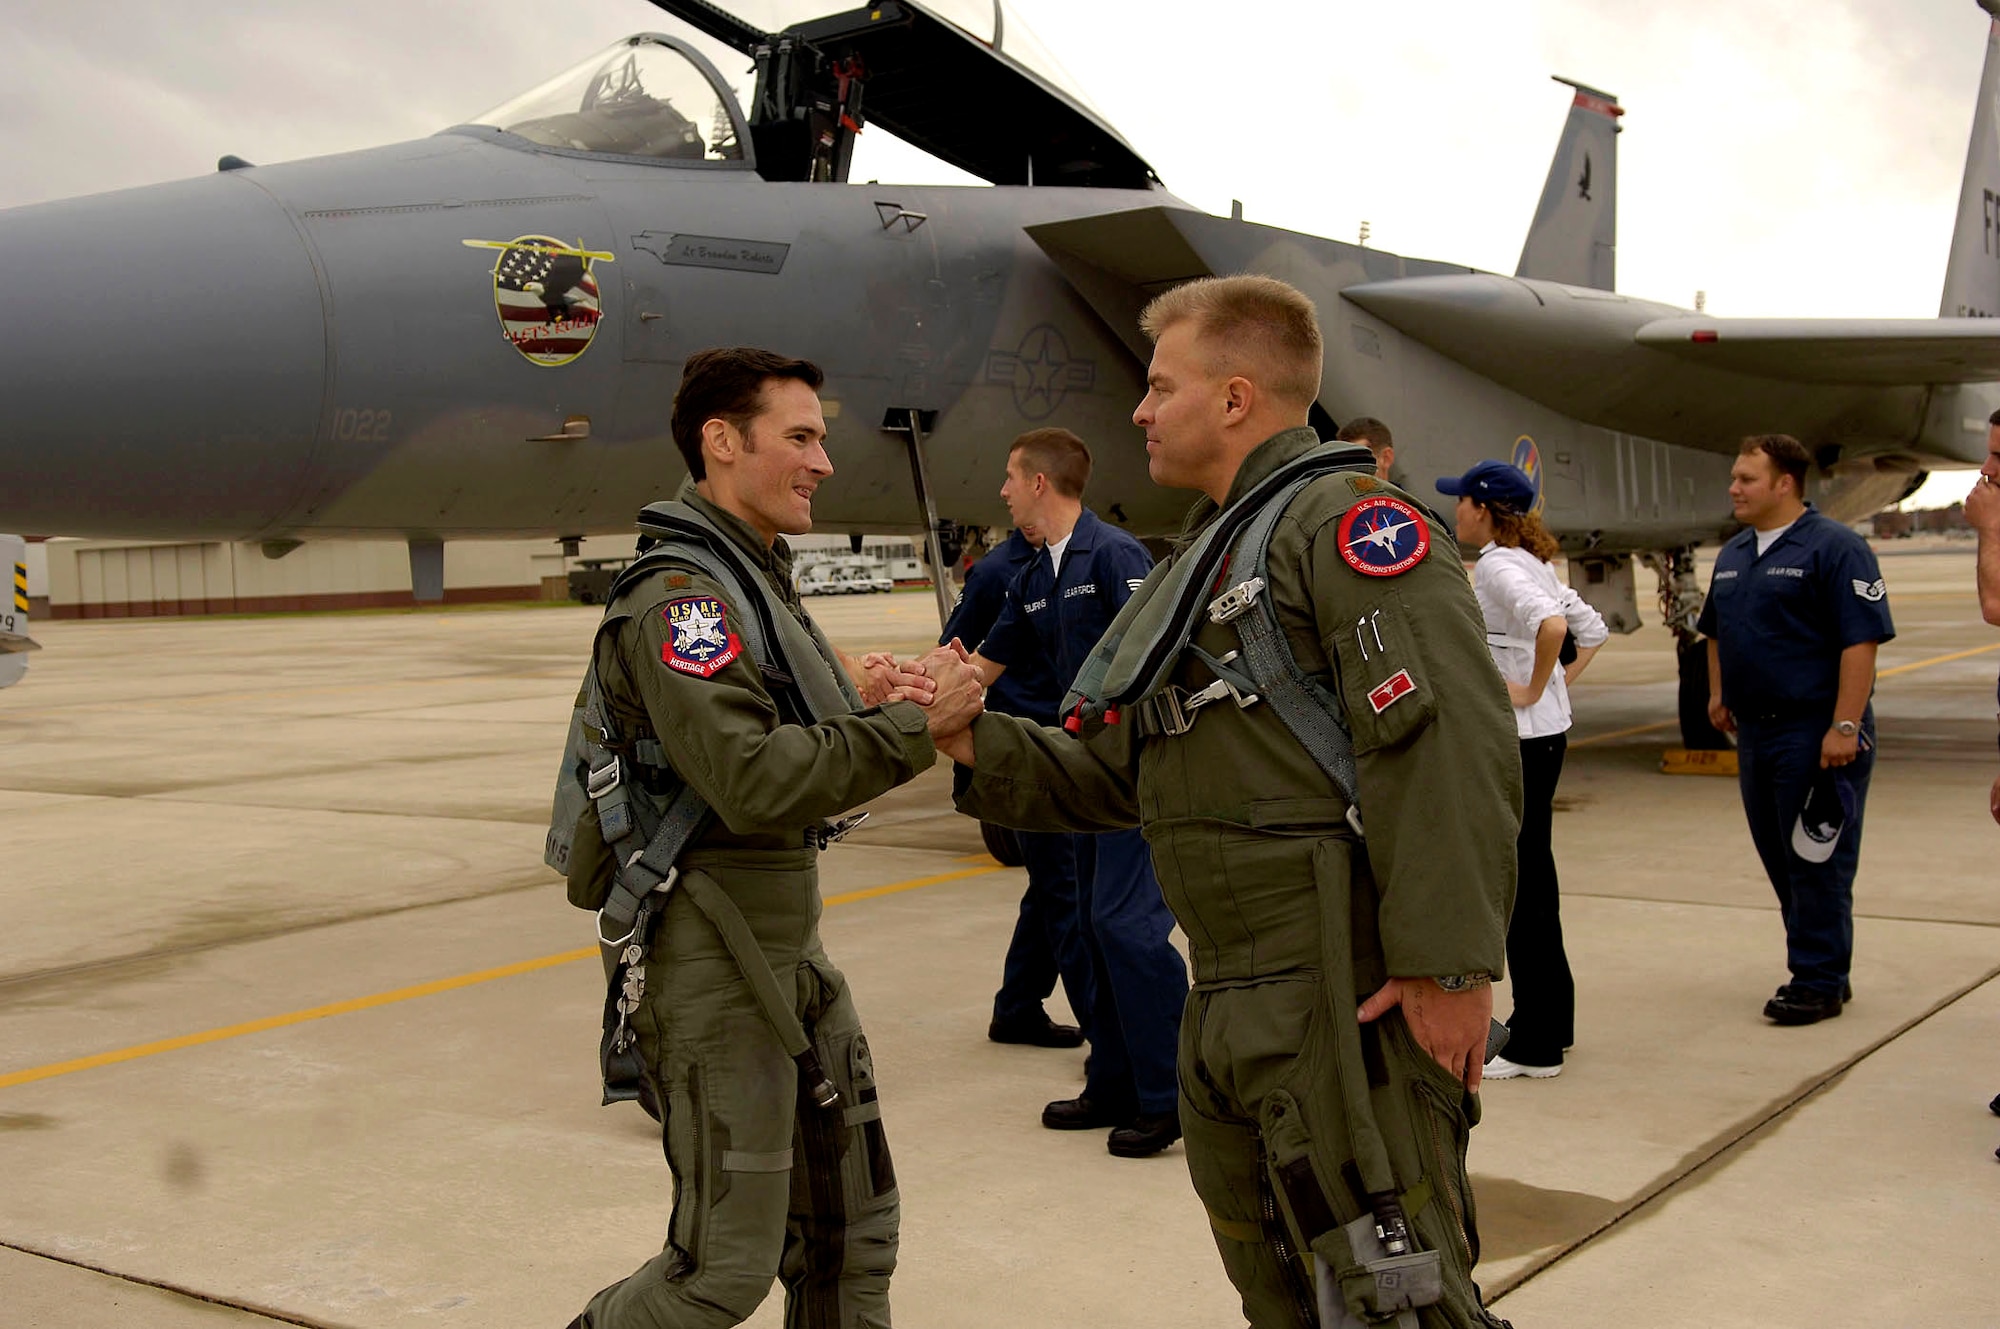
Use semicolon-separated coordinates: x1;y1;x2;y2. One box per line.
1940;2;2000;317
1;534;38;688
1515;77;1621;291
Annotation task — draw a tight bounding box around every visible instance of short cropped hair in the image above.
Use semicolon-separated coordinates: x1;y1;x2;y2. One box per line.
670;347;824;481
1009;427;1092;499
1139;275;1323;406
1987;407;2000;427
1335;416;1393;450
1740;433;1811;497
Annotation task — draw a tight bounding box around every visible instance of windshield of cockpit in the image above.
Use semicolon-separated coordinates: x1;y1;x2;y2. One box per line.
470;37;744;163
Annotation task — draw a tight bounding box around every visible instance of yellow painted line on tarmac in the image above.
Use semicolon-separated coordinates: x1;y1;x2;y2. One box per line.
1570;641;2000;748
0;948;594;1091
1569;720;1674;748
1877;640;2000;678
824;863;1005;906
0;862;1008;1093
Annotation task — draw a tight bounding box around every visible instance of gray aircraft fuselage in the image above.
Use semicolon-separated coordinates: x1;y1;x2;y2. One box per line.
1;25;1989;556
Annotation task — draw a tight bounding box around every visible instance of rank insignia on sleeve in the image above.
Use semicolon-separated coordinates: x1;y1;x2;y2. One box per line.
660;596;742;677
1366;668;1416;714
1337;496;1430;577
1851;578;1886;602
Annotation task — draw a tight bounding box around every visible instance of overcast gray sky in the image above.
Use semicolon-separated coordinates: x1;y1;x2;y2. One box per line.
3;0;1991;503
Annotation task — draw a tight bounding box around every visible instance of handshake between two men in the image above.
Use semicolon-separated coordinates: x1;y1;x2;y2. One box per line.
852;641;985;762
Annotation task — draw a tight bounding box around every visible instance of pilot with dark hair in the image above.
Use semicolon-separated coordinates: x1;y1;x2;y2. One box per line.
941;519;1096;1053
969;427;1190;1158
1700;433;1895;1027
560;345;984;1329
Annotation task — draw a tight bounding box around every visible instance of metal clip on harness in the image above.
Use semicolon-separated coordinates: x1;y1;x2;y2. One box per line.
1208;576;1266;624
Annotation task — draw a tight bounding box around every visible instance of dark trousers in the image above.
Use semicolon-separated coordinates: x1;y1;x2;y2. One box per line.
993;830;1096;1033
1736;709;1874;996
1505;732;1574;1066
1078;827;1188;1115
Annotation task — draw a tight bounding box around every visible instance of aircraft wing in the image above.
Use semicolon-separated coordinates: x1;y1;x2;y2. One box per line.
1026;206;1474;364
1634;317;2000;385
0;630;40;655
1343;273;1994;466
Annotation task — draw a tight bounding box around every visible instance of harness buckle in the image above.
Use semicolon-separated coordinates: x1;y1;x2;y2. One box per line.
586;756;623;800
813;812;869;849
596;866;680;949
1207;577;1266;624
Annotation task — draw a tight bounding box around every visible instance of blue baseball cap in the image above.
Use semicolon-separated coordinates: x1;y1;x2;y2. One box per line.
1436;460;1537;512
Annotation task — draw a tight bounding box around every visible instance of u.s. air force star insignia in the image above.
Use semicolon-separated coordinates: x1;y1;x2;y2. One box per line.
1851;578;1887;602
1337;496;1430;577
660;596;742;678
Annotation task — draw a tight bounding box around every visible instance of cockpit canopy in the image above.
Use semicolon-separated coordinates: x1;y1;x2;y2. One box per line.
467;2;1156;189
470;36;746;164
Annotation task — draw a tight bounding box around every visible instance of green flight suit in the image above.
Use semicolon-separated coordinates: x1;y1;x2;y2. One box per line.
955;428;1521;1328
579;482;935;1329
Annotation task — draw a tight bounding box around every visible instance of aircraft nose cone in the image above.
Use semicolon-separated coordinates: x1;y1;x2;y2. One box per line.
0;172;327;539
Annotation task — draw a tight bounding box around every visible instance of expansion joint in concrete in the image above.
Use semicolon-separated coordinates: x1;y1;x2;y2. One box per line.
0;1239;347;1327
1488;961;2000;1302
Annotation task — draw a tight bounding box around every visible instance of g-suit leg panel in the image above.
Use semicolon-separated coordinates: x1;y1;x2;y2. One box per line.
779;952;898;1329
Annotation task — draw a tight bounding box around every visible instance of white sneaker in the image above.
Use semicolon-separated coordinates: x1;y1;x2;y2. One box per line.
1483;1054;1561;1080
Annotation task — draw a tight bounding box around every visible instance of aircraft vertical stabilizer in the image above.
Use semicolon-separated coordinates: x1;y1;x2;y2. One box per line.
0;534;37;689
1516;77;1621;291
1940;1;2000;317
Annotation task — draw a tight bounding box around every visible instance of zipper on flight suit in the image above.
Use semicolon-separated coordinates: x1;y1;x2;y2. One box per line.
1419;1084;1474;1268
1259;1156;1319;1325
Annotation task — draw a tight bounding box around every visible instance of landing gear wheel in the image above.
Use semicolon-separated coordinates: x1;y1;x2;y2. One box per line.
980;821;1024;867
1676;637;1732;750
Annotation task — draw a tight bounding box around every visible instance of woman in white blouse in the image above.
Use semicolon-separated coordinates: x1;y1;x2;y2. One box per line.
1436;461;1609;1080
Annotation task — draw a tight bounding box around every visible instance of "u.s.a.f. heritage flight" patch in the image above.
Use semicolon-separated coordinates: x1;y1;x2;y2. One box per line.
659;596;742;678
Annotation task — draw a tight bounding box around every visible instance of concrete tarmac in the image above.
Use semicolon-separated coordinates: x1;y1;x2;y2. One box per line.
1;548;1995;1327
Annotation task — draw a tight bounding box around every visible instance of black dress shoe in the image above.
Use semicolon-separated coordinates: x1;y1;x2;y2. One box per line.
1041;1095;1135;1130
1107;1111;1182;1158
1764;987;1844;1025
989;1010;1085;1048
1988;1091;1999;1118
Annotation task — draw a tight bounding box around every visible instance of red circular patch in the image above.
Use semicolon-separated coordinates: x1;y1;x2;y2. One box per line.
1337;496;1431;577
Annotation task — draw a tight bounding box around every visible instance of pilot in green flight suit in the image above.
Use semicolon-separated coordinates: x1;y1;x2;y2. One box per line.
935;279;1521;1328
570;348;982;1329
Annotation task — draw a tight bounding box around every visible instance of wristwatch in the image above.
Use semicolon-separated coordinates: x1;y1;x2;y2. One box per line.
1833;719;1861;737
1433;973;1492;992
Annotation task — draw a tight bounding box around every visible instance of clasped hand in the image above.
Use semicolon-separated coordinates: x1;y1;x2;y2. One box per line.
858;640;984;742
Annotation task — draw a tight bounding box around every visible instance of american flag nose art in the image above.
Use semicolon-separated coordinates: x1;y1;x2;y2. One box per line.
461;235;617;367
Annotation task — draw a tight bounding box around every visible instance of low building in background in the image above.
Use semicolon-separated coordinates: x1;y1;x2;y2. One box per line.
1871;503;1973;540
36;531;935;619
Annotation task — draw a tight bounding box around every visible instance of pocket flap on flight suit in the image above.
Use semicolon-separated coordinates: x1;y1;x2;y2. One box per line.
1323;589;1439;756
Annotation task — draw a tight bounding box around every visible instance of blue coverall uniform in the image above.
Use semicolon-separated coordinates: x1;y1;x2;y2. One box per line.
942;535;1096;1036
981;510;1190;1116
1697;506;1895;999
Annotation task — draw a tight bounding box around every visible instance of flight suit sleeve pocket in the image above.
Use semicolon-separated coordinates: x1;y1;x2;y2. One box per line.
1323;591;1439;756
